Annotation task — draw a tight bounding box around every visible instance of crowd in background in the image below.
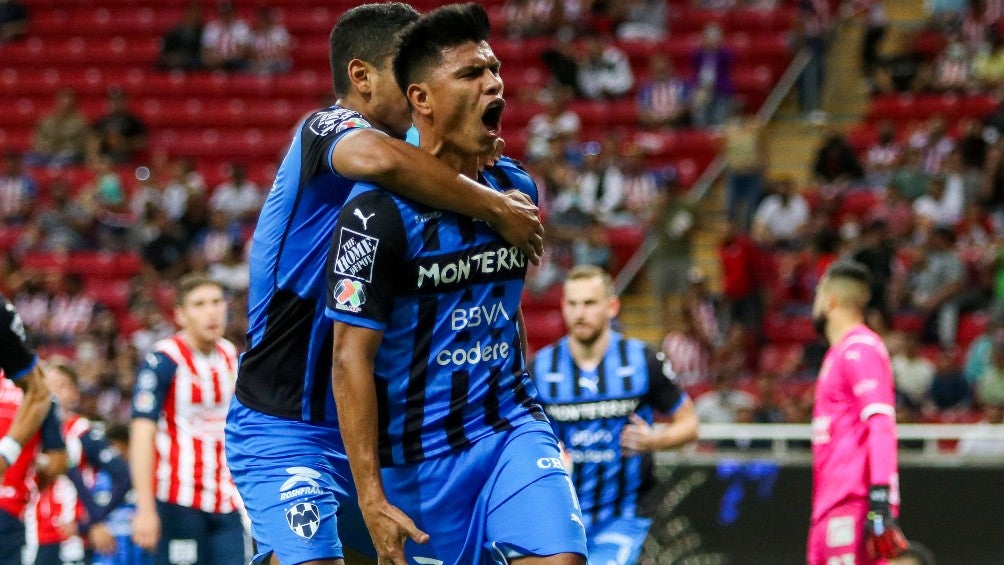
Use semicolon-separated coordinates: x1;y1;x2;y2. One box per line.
1;0;1003;442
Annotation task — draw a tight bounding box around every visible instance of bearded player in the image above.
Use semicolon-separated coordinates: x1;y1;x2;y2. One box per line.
809;261;908;564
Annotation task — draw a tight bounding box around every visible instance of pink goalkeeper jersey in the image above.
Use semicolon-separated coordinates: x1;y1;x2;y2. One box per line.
811;325;899;522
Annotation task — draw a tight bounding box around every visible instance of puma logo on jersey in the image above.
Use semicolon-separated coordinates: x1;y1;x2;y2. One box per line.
354;209;375;230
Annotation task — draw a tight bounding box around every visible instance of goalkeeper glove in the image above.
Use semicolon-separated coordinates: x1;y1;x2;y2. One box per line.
865;484;908;559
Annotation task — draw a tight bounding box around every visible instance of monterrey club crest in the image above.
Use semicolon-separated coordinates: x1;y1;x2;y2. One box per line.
285;502;320;539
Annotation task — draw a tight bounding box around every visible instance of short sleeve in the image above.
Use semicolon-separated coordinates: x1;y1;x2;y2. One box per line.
842;341;896;420
645;347;686;415
299;108;375;181
325;187;408;331
0;296;37;381
131;351;178;421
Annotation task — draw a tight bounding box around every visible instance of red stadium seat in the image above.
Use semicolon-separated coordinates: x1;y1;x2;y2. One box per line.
957;312;989;350
523;310;566;353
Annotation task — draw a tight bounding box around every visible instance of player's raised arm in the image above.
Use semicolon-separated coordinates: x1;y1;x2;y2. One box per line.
331;128;544;264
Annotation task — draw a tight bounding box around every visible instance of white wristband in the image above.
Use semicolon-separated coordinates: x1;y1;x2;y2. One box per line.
0;436;21;466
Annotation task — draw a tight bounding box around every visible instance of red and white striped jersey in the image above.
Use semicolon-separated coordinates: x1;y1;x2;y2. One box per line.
31;414;91;545
135;334;238;513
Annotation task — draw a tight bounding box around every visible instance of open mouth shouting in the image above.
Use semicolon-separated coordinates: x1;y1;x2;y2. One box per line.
482;99;505;138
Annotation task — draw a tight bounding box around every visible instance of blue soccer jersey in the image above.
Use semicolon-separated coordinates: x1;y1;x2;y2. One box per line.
325;157;546;467
531;333;686;527
237;105;375;422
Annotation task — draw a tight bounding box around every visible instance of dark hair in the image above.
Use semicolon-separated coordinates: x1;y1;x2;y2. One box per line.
392;3;491;93
174;273;223;305
51;363;79;388
328;3;420;98
105;422;130;444
825;260;873;288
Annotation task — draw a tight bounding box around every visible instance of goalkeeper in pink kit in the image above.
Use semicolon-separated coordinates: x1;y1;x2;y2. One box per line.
808;261;908;564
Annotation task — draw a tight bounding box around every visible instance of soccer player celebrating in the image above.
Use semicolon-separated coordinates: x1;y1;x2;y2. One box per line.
809;261;908;564
531;265;699;565
225;3;545;563
129;275;242;565
0;295;66;565
328;4;587;564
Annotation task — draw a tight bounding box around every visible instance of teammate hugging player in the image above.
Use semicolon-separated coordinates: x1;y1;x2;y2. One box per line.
809;261;908;564
531;265;699;565
224;3;545;563
327;4;587;564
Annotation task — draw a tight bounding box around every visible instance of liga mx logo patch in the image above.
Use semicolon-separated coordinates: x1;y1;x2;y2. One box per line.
333;279;366;313
286;502;320;539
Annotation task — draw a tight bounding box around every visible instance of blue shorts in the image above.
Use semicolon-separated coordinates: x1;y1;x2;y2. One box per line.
382;419;587;565
586;516;652;565
225;397;374;564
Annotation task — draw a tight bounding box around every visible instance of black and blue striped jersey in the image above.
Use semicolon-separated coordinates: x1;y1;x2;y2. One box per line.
325;157;546;467
237;105;374;422
531;333;686;527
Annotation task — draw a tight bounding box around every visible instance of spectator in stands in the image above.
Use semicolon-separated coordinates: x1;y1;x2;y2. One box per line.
576;34;634;100
976;331;1004;405
895;227;966;348
128;301;174;358
929;347;972;411
162;156;205;221
159;2;204;70
201;1;251;72
685;267;724;347
142;208;188;279
250;7;292;75
864;122;903;188
617;144;666;225
90;88;148;165
719;219;762;330
0;150;35;224
812;131;865;185
961;0;1000;52
636;54;690;129
794;0;831;119
972;30;1004;89
907;116;952;174
914;174;965;229
29;89;91;167
208;162;262;226
661;305;711;388
871;32;927;94
690;23;734;127
0;0;27;43
890;145;929;201
615;0;668;40
853;219;896;323
194;209;240;266
942;146;982;206
752;178;811;249
723;110;766;231
502;0;556;39
35;177;94;251
526;86;581;162
577;141;625;221
12;275;50;336
130;175;164;221
890;331;936;411
47;274;96;345
957;119;987;172
571;216;613;270
649;180;695;328
926;38;973;92
208;242;249;292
